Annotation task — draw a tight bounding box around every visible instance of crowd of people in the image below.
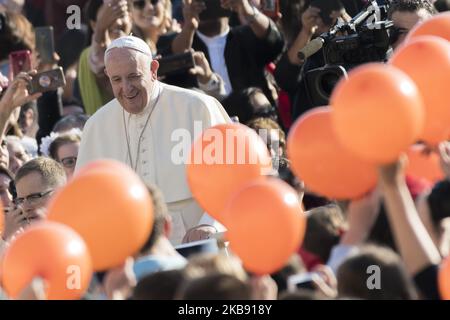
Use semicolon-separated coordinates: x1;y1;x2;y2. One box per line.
0;0;449;300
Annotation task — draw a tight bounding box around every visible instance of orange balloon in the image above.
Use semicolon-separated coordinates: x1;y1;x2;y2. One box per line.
330;63;424;164
390;36;450;145
47;164;154;271
407;12;450;42
186;123;272;225
287;107;377;199
225;179;306;275
1;222;92;300
439;255;450;300
406;144;444;183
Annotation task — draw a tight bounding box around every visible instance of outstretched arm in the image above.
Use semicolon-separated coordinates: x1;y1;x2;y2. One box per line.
378;157;441;276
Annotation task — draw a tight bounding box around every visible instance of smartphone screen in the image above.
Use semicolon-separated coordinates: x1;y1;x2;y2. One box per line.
35;26;55;65
9;50;32;78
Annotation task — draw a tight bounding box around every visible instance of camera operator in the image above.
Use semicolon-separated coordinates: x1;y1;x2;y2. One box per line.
388;0;437;49
274;1;351;121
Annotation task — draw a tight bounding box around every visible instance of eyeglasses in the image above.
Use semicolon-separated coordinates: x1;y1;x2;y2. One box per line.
60;156;77;168
13;190;54;207
132;0;161;10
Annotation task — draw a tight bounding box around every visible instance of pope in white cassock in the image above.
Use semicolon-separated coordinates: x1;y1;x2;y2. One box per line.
76;36;231;245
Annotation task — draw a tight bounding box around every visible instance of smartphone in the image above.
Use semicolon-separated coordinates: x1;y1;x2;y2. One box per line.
310;0;344;26
197;0;232;21
35;26;55;65
27;67;66;94
261;0;280;19
287;273;317;292
9;50;32;78
156;52;195;77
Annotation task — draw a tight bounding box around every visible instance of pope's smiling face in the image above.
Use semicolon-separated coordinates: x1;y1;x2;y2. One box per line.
105;48;159;114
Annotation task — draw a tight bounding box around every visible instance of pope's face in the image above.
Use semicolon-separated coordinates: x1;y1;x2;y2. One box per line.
105;48;159;114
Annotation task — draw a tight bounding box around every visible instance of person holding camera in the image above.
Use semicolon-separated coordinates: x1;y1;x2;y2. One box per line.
274;1;350;121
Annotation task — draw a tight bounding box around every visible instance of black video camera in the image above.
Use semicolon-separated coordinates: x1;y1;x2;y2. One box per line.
300;1;394;106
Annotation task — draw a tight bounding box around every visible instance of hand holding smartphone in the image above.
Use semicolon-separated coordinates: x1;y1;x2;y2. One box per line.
27;67;66;95
287;273;317;292
156;52;196;77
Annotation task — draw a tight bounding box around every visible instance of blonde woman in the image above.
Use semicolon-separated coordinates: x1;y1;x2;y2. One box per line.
130;0;181;55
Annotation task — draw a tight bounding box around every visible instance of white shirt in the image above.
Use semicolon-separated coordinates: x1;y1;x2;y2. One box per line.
197;28;233;96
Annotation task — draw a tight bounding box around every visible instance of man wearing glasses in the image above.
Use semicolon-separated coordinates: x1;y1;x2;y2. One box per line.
1;157;66;242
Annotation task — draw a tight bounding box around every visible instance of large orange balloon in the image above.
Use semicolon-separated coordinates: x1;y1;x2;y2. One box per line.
439;255;450;300
406;144;444;183
287;107;377;199
390;36;450;145
47;163;154;271
407;12;450;42
330;63;424;164
186;123;272;225
225;179;306;275
1;222;92;300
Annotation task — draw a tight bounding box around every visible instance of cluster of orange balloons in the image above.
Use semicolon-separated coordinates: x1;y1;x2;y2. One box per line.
187;123;306;274
286;13;450;200
47;159;154;271
0;159;154;299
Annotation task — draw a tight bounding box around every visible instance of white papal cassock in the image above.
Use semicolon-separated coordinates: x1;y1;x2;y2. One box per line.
76;81;231;244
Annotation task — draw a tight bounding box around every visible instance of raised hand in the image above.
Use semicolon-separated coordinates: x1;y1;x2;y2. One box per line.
189;51;214;84
301;6;321;35
0;72;42;114
182;0;206;30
